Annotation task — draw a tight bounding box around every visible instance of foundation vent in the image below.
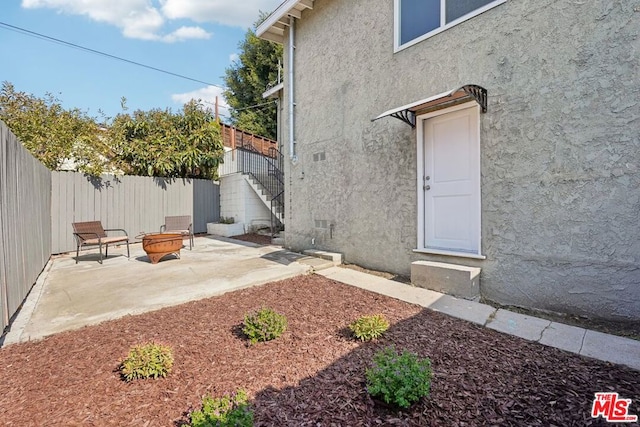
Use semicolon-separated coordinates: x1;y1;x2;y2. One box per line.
314;219;329;229
313;152;326;162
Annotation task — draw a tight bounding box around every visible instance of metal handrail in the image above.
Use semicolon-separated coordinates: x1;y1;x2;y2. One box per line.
270;189;285;238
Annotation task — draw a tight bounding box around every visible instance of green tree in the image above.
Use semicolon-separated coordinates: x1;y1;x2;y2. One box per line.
109;100;224;179
224;13;282;140
1;82;224;179
0;81;110;175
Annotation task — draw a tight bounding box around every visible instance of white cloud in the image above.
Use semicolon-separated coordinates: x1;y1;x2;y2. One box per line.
171;86;229;115
161;0;283;28
21;0;213;42
162;26;211;43
23;0;149;24
120;6;165;41
229;53;239;63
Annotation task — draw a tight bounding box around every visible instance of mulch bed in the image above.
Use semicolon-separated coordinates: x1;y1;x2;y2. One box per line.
0;275;638;426
230;233;273;246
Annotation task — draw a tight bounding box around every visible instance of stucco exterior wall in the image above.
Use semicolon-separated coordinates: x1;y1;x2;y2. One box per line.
279;0;640;321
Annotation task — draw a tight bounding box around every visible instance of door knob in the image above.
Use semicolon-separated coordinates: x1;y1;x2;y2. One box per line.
424;185;431;190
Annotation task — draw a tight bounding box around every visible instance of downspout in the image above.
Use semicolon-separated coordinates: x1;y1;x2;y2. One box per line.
288;15;296;161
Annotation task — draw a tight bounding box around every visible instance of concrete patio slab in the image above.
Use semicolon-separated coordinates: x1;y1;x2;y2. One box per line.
2;236;312;345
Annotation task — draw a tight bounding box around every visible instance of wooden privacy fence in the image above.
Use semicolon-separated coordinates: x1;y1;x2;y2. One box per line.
0;119;221;330
51;172;220;254
0;122;51;329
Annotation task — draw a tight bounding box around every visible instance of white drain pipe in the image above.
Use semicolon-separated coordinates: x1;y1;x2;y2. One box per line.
288;15;296;160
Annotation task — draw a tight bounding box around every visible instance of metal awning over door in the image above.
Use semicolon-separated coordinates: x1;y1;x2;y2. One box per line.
372;84;487;128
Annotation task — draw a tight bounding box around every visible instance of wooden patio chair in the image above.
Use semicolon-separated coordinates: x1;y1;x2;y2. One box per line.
160;215;194;250
72;221;130;264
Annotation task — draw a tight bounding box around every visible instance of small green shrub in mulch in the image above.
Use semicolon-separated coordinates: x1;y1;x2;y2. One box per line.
119;342;173;382
366;346;432;409
189;389;253;427
349;314;390;341
242;307;287;344
219;216;235;224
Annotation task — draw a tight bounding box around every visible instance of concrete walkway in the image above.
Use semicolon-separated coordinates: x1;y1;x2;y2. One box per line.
3;238;638;373
317;267;640;372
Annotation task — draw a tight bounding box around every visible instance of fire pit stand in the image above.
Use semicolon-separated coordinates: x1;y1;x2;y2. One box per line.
137;232;183;264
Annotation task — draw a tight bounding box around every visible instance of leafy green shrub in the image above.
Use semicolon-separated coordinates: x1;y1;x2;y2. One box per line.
366;346;432;409
120;342;174;382
190;389;253;427
349;314;390;341
219;216;235;224
242;307;287;344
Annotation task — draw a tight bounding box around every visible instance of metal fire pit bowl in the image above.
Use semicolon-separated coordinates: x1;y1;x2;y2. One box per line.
139;233;183;264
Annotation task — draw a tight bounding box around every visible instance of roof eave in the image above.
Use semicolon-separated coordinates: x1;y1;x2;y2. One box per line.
256;0;314;44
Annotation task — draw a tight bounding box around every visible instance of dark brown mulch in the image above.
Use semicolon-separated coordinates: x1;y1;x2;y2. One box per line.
0;275;638;426
230;233;273;246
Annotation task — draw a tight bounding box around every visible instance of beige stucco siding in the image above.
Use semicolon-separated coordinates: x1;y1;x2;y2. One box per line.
278;0;640;321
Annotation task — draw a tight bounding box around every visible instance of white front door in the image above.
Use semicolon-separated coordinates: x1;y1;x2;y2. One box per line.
423;104;480;253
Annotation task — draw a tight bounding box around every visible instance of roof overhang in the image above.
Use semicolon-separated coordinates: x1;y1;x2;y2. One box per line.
256;0;314;44
372;84;488;128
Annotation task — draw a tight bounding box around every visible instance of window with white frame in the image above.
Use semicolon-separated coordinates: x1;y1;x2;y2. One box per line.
395;0;506;51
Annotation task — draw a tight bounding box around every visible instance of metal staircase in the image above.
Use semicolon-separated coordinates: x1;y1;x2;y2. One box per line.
219;144;285;232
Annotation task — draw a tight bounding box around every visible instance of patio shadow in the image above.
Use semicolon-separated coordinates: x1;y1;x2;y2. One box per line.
134;254;180;264
260;250;306;266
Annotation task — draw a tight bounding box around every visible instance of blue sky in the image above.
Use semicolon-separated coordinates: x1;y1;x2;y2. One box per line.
0;0;282;122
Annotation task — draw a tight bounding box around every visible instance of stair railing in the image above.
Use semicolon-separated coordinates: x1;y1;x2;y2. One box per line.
234;145;285;233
